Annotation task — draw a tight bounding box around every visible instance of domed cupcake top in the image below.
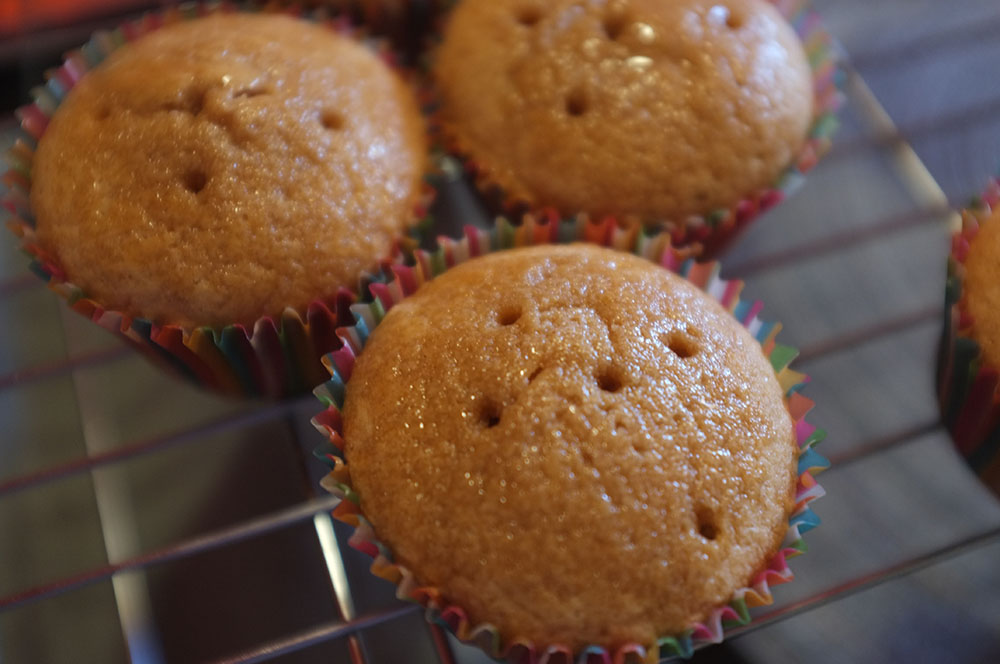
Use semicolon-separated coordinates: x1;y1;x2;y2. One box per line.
434;0;813;222
31;13;427;327
342;243;797;650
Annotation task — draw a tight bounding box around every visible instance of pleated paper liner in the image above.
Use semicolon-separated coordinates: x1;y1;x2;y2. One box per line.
938;178;1000;497
428;0;844;260
1;1;436;399
311;216;829;662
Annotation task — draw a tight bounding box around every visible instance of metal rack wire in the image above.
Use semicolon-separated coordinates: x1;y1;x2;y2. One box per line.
2;3;1000;663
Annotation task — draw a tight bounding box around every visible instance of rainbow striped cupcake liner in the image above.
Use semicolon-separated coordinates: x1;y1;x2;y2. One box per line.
312;217;829;661
938;178;1000;497
428;0;844;260
1;1;435;399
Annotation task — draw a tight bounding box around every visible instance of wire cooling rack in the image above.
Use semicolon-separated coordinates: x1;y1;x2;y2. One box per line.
2;2;1000;663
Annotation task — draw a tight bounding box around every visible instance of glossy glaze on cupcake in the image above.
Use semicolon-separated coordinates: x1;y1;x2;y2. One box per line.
31;12;427;329
338;243;798;651
433;0;814;227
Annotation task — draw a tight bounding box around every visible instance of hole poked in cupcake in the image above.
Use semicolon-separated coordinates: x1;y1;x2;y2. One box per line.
596;365;625;393
320;109;345;130
602;6;630;40
183;169;208;195
694;503;719;540
497;303;522;326
477;397;503;428
664;330;700;358
708;5;744;29
565;87;589;117
515;4;543;26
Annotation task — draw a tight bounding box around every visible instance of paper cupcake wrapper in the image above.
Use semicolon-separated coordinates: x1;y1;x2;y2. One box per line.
938;178;1000;497
1;1;436;399
311;216;829;661
427;0;844;260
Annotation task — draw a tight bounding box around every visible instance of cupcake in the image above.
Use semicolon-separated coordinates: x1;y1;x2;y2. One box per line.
314;221;828;660
939;179;1000;497
7;8;429;397
431;0;840;257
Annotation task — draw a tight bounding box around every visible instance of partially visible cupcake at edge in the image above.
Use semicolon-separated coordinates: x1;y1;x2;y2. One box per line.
433;0;821;256
20;10;428;397
940;181;1000;497
319;242;816;658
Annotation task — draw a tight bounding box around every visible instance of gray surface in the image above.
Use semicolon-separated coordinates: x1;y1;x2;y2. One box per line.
2;1;1000;663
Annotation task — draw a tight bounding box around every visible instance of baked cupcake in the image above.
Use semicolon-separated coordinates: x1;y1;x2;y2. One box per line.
432;0;840;257
314;221;828;660
939;179;1000;497
7;8;430;397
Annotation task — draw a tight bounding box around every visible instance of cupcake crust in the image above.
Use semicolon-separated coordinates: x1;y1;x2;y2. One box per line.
961;206;1000;368
342;244;797;650
31;13;426;328
434;0;813;221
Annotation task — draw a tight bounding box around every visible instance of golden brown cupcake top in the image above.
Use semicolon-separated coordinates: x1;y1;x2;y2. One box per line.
963;207;1000;367
343;244;797;651
31;13;426;328
434;0;813;221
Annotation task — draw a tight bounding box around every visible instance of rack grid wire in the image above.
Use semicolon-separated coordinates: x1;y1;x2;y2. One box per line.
2;1;1000;663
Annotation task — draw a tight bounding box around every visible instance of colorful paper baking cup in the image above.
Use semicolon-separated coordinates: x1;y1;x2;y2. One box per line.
312;216;829;661
427;0;844;260
1;2;435;399
938;178;1000;497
